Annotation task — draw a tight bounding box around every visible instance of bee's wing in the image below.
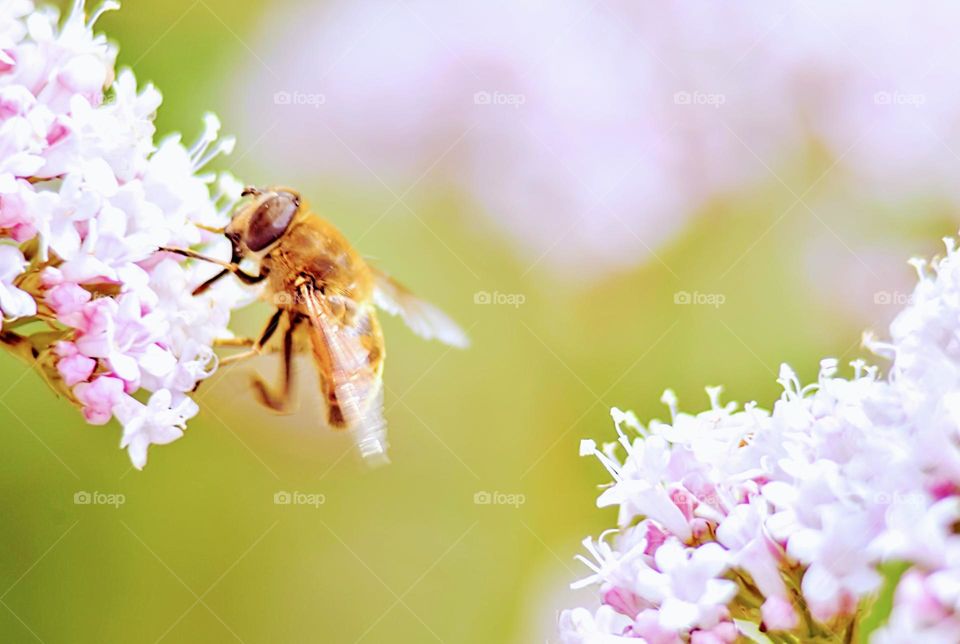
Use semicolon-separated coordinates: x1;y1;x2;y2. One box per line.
299;283;389;465
370;267;469;348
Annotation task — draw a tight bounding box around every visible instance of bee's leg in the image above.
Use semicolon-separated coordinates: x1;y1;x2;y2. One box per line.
232;270;267;286
191;266;265;295
250;314;298;412
195;223;226;234
214;337;256;348
219;308;283;366
192;268;230;296
159;247;266;290
160;247;235;269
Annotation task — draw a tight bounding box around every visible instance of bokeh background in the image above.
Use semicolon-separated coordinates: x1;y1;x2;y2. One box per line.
1;1;957;642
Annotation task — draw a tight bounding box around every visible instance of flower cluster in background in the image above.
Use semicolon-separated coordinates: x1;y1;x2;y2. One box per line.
561;238;960;641
240;0;960;279
0;0;252;468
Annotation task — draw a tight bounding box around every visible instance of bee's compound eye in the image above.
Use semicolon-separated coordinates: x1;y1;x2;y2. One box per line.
245;192;299;251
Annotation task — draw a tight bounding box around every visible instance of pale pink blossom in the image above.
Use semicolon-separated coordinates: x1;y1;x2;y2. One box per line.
0;0;247;468
0;176;36;241
0;243;33;318
558;605;635;644
760;596;798;632
44;279;90;316
73;374;123;425
114;389;197;470
637;541;735;631
875;571;960;644
561;238;960;639
53;340;94;386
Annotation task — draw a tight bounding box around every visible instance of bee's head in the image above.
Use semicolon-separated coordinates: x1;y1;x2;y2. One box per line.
227;186;302;254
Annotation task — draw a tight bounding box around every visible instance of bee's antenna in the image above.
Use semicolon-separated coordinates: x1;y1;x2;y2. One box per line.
241;186;261;197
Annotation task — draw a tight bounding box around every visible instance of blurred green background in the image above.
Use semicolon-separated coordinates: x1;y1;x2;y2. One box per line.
0;1;953;643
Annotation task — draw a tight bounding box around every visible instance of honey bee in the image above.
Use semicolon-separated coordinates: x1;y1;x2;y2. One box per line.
162;186;468;465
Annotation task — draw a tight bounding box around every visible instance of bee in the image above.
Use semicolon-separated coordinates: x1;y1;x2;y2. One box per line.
161;186;468;465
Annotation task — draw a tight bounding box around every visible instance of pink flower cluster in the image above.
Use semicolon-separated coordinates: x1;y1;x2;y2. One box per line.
561;239;960;642
241;1;960;279
0;1;253;468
